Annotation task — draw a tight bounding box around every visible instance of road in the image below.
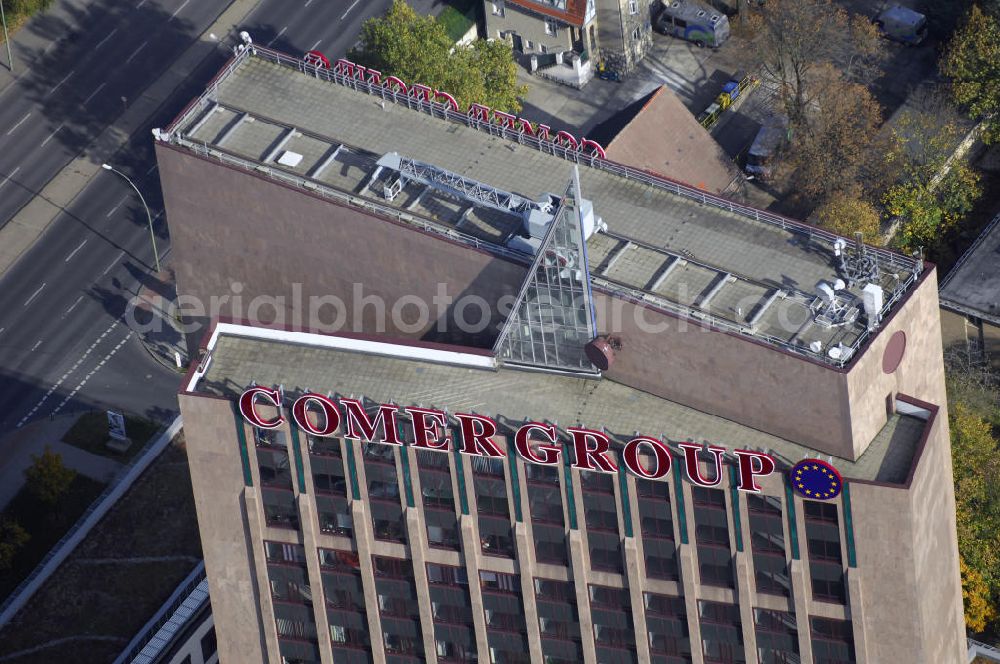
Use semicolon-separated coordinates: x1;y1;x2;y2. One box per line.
0;0;437;433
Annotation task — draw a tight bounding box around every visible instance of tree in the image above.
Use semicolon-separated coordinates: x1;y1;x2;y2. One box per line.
962;557;998;633
881;90;983;252
24;447;77;507
941;5;1000;144
754;0;882;125
354;0;527;113
814;194;882;244
950;403;1000;631
784;66;886;202
0;518;29;571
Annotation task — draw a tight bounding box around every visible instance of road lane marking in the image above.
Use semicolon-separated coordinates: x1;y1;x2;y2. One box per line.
63;295;84;317
102;250;124;276
341;0;361;19
146;163;158;175
0;166;19;191
267;27;287;47
310;39;322;51
6;112;31;136
107;195;127;217
83;82;106;107
47;70;75;97
41;123;64;147
0;327;5;336
95;28;117;50
65;239;88;262
137;0;149;7
126;40;148;64
16;319;127;428
170;0;191;21
304;0;313;6
24;283;46;307
30;340;42;352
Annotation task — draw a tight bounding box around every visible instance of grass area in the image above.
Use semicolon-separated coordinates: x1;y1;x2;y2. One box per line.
438;4;476;43
0;474;106;600
62;411;161;462
0;436;202;663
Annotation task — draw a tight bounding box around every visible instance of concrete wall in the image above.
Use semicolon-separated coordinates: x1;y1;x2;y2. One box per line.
178;393;269;664
157;145;528;351
850;411;965;663
593;291;855;458
845;269;948;457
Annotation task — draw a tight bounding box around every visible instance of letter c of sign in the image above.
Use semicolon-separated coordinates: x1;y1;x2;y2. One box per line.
239;387;284;429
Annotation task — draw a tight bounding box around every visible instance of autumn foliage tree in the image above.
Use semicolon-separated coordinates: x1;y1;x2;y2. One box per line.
354;0;527;113
784;66;886;203
950;403;1000;632
941;5;1000;144
24;447;77;508
881;90;982;252
814;194;882;244
754;0;882;126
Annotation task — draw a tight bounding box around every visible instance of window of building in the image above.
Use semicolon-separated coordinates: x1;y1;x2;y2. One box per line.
474;457;514;557
275;602;319;643
417;450;460;549
629;0;638;14
590;585;637;663
526;40;534;51
582;472;622;573
428;563;475;662
698;601;746;664
545;18;558;36
645;592;691;663
266;541;307;564
374;556;423;660
810;617;856;663
632;26;641;40
279;639;321;663
262;487;299;529
527;464;568;565
481;571;530;663
254;427;287;449
258;447;293;489
692;487;733;588
804;501;845;603
270;564;313;605
307;433;342;457
323;552;371;657
638;480;678;580
748;494;789;597
363;443;406;543
492;0;505;16
754;609;798;664
312;451;347;494
535;578;584;663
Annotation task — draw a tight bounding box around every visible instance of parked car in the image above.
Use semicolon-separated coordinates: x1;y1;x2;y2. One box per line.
744;116;788;180
874;5;928;45
655;0;730;48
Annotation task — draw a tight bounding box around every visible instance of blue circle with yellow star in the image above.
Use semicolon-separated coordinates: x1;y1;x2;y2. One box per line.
790;459;843;500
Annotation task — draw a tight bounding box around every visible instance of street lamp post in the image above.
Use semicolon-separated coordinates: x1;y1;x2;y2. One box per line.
1;1;13;74
102;163;161;273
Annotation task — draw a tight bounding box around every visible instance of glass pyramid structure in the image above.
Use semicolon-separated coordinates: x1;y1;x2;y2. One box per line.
494;169;600;374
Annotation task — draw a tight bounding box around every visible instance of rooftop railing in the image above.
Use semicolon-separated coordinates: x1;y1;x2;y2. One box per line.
163;45;925;368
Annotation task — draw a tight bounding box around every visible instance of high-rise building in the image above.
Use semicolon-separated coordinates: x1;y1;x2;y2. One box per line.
161;43;965;664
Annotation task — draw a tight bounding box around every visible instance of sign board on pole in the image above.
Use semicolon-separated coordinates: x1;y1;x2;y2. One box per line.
108;411;128;441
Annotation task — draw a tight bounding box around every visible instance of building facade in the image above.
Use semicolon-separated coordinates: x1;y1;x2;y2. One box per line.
161;44;965;664
484;0;653;77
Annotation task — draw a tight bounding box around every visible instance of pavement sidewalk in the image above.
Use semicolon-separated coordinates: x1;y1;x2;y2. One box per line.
0;0;263;278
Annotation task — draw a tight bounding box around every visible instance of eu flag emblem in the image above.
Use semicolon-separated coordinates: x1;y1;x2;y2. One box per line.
790;459;843;500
